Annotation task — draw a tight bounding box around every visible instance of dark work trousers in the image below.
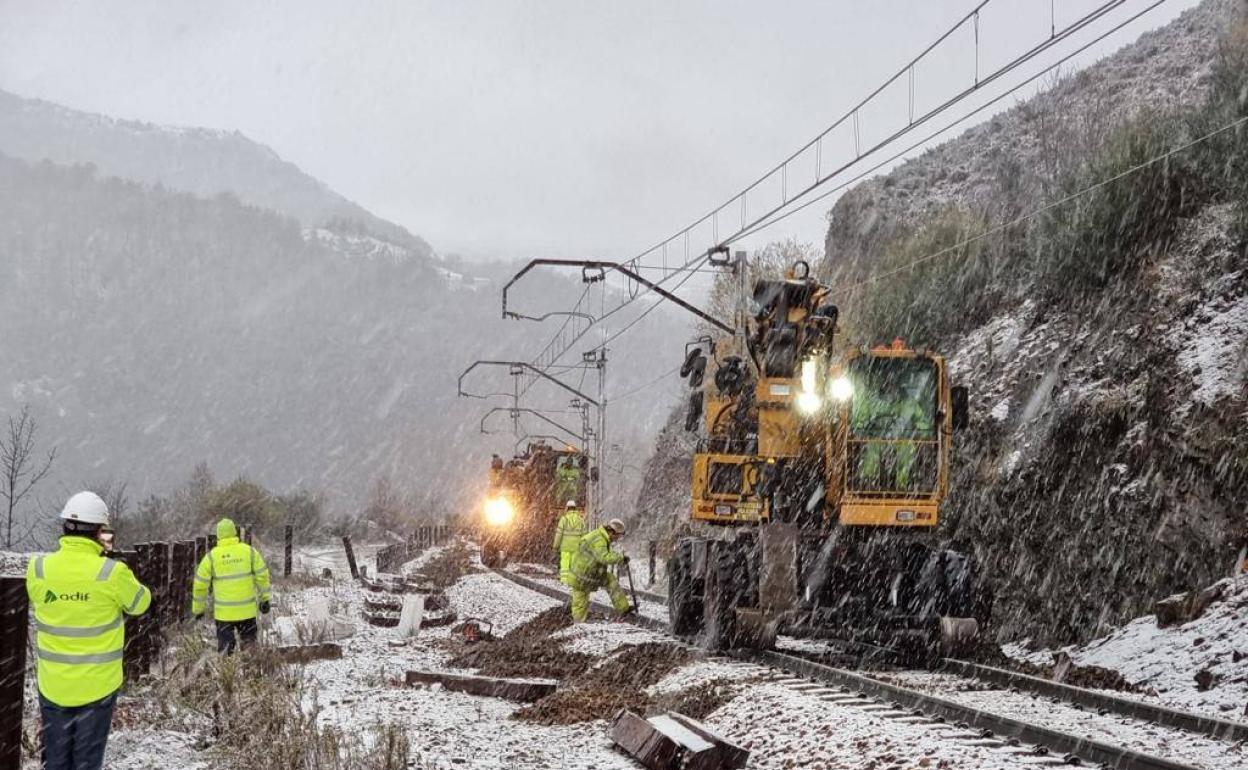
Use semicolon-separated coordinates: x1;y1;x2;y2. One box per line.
40;691;117;770
215;617;259;654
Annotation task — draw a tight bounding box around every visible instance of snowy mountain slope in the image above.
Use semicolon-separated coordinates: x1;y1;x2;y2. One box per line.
0;151;683;530
0;87;429;254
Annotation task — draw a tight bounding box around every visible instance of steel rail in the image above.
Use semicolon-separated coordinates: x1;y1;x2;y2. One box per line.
490;564;1229;770
940;658;1248;743
744;649;1203;770
629;578;1248;745
487;567;669;634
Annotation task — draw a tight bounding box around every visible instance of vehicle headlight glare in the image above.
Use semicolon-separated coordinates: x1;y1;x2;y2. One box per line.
829;376;854;401
484;497;515;527
796;391;822;414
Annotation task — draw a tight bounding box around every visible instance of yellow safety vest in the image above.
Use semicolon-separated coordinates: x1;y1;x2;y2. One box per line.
26;536;151;707
553;510;587;554
192;537;271;621
570;526;624;588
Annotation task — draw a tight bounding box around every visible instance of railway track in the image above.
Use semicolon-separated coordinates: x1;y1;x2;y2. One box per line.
490;565;1246;770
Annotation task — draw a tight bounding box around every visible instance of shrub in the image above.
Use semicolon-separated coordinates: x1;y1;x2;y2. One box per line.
849;205;999;346
160;639;409;770
1191;20;1248;242
1029;112;1207;302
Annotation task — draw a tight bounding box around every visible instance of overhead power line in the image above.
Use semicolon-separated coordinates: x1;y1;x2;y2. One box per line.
610;365;682;403
516;0;1140;375
725;0;1169;246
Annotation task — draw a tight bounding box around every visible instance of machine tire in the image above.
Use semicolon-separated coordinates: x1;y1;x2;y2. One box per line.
701;540;748;652
668;539;703;637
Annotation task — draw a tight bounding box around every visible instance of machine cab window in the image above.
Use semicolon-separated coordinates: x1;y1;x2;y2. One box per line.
844;355;940;496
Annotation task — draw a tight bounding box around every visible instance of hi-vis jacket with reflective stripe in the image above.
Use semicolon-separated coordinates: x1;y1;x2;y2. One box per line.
192;537;271;621
569;526;625;589
553;509;586;555
26;536;151;707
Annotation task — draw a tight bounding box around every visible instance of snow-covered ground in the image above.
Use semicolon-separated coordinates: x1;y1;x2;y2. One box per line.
19;541;1244;768
1004;577;1248;720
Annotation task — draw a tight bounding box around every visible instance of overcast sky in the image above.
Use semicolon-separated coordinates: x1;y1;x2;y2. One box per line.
0;0;1199;261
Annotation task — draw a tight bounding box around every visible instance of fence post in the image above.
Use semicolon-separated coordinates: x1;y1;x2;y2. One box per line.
174;541;195;621
0;577;28;770
342;536;359;580
648;541;657;588
150;543;170;660
129;544;154;677
284;525;293;577
116;549;143;679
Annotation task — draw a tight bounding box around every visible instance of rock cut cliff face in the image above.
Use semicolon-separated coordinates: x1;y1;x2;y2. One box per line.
819;0;1248;644
636;0;1248;645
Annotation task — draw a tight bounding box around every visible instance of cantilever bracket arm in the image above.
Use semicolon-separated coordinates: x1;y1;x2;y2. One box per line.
501;258;735;335
457;360;600;407
479;407;585;442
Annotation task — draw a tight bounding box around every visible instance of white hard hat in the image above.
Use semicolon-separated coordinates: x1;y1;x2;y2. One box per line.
566;500;578;509
60;491;110;526
605;518;626;535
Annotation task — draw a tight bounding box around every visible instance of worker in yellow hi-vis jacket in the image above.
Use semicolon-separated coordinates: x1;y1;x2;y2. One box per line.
568;518;632;622
192;518;272;654
552;500;586;586
27;491;151;770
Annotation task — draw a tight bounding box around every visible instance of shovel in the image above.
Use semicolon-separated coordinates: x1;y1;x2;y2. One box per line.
623;560;640;616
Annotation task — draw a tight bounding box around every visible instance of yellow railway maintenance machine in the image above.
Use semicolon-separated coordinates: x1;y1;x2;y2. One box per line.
480;442;586;567
670;261;979;660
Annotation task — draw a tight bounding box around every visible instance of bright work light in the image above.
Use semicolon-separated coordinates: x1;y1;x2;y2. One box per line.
484;497;515;527
829;376;854;401
796;391;822;414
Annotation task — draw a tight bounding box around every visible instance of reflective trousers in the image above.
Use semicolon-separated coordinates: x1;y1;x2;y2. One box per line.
41;691;117;770
216;618;258;655
559;551;575;586
861;442;917;489
570;572;630;622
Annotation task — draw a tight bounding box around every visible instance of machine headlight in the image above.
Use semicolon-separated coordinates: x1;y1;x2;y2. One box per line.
796;391;822;414
829;376;854;401
484;497;515;527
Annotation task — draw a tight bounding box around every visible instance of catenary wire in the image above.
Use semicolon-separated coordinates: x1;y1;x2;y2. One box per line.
723;0;1169;247
835;113;1248;297
522;0;1137;371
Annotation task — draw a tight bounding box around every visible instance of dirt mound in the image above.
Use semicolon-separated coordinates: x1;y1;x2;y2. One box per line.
514;642;693;725
417;540;481;589
652;677;751;721
446;606;598;680
501;606;576;643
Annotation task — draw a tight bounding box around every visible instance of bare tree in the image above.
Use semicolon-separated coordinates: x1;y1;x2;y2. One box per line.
1;405;58;548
